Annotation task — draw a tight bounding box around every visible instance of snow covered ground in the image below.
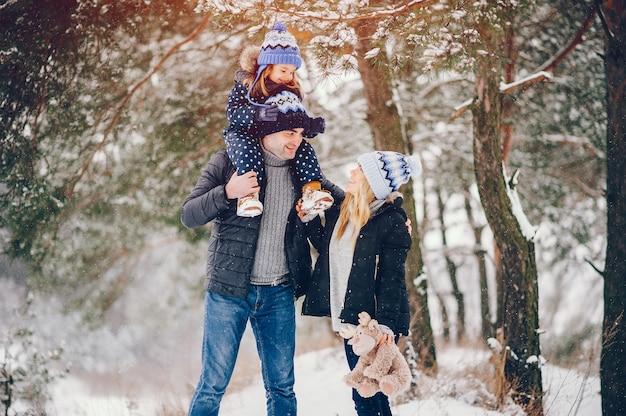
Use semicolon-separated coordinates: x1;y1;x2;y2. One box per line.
48;344;600;416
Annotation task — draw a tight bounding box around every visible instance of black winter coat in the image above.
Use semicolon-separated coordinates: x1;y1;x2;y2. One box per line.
302;193;412;335
180;149;340;299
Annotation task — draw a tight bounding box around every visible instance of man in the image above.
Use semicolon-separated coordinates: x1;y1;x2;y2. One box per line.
181;89;337;416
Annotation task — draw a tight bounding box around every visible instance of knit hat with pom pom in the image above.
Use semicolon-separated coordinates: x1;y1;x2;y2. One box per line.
257;21;302;69
247;22;303;107
357;151;422;200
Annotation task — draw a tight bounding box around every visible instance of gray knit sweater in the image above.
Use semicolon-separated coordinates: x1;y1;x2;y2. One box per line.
250;148;295;285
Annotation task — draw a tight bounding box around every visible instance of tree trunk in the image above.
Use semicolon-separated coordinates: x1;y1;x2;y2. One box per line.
462;179;493;339
472;5;543;414
352;13;437;376
435;290;451;342
436;186;466;341
493;0;518;338
599;1;626;414
501;11;518;167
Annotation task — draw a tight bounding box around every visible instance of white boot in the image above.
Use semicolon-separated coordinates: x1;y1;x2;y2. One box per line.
300;182;334;221
237;193;263;217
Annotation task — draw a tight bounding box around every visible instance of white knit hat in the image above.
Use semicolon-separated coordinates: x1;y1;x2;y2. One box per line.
357;151;421;200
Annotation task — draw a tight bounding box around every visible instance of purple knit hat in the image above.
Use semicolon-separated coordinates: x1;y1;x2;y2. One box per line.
248;22;302;107
257;21;302;69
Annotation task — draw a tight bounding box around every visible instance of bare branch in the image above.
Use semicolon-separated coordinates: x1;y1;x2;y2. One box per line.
535;2;598;73
586;258;605;277
594;0;614;42
64;13;213;200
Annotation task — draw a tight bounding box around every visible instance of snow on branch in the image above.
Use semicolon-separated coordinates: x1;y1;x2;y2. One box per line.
265;0;436;23
500;71;552;95
450;71;552;120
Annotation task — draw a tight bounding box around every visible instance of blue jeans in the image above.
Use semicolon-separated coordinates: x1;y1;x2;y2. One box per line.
344;338;394;416
188;283;297;416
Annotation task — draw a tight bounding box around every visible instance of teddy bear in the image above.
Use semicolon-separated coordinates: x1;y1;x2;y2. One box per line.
342;312;412;398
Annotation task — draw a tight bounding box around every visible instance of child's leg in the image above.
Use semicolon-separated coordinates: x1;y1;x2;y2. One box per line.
224;130;264;217
293;140;321;186
224;130;265;183
295;141;334;221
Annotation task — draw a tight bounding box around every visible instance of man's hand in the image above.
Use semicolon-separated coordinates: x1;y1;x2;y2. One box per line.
225;171;260;199
255;105;279;122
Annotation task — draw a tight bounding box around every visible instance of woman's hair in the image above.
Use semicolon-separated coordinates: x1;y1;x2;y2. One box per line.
244;64;303;101
334;176;375;241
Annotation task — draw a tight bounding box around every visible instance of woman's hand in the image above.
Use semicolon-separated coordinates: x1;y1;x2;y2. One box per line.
295;198;306;218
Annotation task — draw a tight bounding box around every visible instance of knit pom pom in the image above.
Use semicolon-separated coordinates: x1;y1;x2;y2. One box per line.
406;155;422;177
272;21;287;33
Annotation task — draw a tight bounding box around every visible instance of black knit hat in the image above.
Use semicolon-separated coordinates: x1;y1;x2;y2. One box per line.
257;90;325;138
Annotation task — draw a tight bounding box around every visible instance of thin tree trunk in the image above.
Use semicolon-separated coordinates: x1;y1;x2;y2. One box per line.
351;11;437;376
598;1;626;414
435;291;451;342
436;186;466;341
462;179;493;339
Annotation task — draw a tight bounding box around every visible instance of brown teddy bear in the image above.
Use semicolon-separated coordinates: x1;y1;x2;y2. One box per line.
343;312;412;398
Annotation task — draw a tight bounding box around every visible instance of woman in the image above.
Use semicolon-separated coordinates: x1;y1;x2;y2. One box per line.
301;150;421;416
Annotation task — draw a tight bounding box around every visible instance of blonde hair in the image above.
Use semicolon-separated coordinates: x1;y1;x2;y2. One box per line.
244;65;303;101
334;177;376;241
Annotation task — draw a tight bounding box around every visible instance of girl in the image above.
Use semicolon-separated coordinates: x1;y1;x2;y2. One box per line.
223;22;333;218
301;151;421;416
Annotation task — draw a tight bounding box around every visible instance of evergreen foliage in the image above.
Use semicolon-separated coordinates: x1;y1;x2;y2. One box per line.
1;292;68;415
0;0;608;369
